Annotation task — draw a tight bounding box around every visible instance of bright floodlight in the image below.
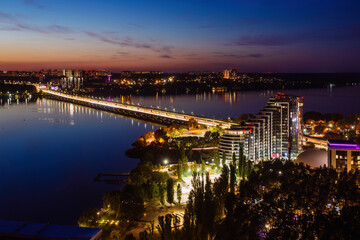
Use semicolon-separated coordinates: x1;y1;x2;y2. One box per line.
164;159;168;165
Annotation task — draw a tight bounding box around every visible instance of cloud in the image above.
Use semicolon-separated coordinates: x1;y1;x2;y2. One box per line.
199;24;229;29
23;0;45;10
117;51;130;55
226;25;360;47
0;11;174;55
211;52;264;58
84;31;173;53
47;25;73;34
0;12;15;22
159;55;175;59
10;23;74;34
247;53;264;58
228;35;298;46
128;23;144;29
0;27;20;32
0;11;74;34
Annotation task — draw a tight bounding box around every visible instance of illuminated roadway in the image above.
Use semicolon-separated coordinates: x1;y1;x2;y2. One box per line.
41;89;235;129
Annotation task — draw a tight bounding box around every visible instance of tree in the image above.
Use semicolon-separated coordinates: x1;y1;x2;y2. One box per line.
304;111;324;122
157;214;175;240
191;162;197;174
139;230;149;240
166;178;174;204
183;155;189;177
180;146;186;161
214;151;220;171
125;234;136;240
201;160;206;175
159;184;166;205
142;151;154;162
78;208;99;227
117;185;145;220
178;160;183;181
232;152;237;169
177;184;182;204
181;146;189;177
103;191;122;218
213;165;229;219
188;147;193;161
151;181;159;199
324;113;344;122
229;164;236;194
204;172;217;237
314;124;326;134
238;147;246;180
222;151;226;167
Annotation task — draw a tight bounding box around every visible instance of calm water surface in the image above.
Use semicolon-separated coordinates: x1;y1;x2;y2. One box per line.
114;85;360;118
0;85;359;225
0;99;158;225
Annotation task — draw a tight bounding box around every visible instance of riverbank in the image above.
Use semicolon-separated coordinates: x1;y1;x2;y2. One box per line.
0;83;37;95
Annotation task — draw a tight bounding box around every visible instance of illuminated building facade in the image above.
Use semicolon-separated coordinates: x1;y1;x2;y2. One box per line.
223;68;237;79
328;140;360;172
219;93;303;162
61;70;84;89
265;93;303;159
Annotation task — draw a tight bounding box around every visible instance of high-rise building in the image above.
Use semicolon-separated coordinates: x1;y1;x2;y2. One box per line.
218;93;303;163
218;125;254;162
61;70;84;90
223;69;237;79
266;93;303;159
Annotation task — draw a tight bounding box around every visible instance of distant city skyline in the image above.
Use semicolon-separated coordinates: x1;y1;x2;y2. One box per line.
1;0;360;72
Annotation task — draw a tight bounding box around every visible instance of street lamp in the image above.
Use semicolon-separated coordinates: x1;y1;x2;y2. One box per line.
164;159;168;165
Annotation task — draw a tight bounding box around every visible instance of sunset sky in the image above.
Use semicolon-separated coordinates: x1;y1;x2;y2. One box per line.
1;0;359;72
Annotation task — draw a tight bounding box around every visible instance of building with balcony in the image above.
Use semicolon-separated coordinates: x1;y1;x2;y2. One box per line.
219;93;303;162
328;140;360;172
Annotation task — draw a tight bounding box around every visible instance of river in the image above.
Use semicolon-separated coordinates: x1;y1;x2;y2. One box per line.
0;85;359;225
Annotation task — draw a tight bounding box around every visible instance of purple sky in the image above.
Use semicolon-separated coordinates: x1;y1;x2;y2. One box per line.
0;0;359;72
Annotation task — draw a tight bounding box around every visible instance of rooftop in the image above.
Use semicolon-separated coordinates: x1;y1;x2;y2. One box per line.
328;140;360;150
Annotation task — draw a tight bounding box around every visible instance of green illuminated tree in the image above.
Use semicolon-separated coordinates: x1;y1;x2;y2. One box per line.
201;160;206;175
178;160;183;181
238;146;246;180
159;184;165;205
177;184;182;204
214;151;220;171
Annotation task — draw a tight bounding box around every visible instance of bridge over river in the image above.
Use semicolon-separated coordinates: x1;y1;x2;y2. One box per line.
41;89;235;128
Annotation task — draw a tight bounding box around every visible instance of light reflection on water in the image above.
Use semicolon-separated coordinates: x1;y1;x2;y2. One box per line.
112;86;360;118
0;98;157;225
0;85;359;225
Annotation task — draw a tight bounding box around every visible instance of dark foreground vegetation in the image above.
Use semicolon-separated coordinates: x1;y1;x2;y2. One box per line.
133;160;360;240
80;152;360;240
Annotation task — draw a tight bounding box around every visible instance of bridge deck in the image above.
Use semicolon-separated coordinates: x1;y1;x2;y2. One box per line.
41;89;234;128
